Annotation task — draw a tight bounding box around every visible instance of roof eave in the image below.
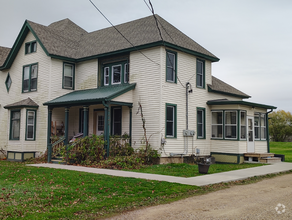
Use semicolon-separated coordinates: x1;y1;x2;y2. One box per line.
207;86;250;99
207;100;277;110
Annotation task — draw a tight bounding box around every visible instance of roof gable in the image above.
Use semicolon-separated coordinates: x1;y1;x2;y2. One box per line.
0;46;11;67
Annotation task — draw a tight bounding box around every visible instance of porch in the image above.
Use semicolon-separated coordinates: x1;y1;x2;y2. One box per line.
43;84;136;162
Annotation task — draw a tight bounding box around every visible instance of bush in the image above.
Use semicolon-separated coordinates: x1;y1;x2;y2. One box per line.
109;133;134;157
62;135;105;165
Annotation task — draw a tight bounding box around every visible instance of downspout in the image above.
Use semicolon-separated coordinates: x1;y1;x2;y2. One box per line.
266;109;274;153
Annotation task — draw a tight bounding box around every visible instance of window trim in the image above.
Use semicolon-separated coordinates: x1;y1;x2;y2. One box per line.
124;63;129;83
211;110;223;139
165;103;177;138
25;41;37;54
111;64;122;85
165;50;177;83
197;107;206;139
62;62;75;90
25;109;36;141
196;59;205;89
224;110;237;140
104;66;109;86
9;109;21;140
240;110;247;140
22;63;38;93
5;72;12;92
255;112;266;141
102;60;129;86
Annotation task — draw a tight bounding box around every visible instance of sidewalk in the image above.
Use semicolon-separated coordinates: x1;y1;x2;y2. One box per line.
27;162;292;186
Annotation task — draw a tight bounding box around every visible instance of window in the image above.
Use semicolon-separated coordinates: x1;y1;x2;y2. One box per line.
212;111;223;138
26;110;36;140
225;111;237;139
196;59;205;88
124;63;129;83
166;104;177;138
254;113;260;140
240;111;247;139
112;65;122;85
63;63;75;90
254;113;266;140
103;61;129;86
104;67;109;85
197;108;205;139
5;73;12;92
23;63;38;92
10;110;20;140
112;107;122;135
166;51;176;83
25;41;37;54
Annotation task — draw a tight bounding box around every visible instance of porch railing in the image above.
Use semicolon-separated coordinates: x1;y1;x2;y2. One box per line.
51;136;65;158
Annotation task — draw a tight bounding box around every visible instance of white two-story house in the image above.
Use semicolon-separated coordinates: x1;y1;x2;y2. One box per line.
0;15;276;163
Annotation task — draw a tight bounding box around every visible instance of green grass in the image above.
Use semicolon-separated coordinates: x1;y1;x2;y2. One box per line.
0;161;203;219
270;142;292;162
125;163;266;177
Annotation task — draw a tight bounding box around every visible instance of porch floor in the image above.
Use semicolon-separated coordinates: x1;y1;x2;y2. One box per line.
244;153;281;163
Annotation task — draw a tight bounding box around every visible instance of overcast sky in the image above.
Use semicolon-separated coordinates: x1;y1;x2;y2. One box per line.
1;0;291;112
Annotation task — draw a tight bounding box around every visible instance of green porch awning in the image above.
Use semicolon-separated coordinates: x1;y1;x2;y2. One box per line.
207;99;277;109
43;83;136;107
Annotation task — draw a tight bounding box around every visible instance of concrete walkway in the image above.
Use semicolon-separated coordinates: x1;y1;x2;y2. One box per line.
27;162;292;186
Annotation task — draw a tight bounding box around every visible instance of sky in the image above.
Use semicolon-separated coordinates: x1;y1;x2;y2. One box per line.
1;0;292;112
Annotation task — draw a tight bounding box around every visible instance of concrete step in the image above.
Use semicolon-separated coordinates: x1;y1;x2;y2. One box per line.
51;158;66;165
259;157;282;163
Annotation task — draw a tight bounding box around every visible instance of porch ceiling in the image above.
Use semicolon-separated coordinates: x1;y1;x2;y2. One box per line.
43;83;136;107
207;99;277;109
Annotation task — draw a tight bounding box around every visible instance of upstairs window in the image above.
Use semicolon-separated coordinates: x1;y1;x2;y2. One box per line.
23;63;38;92
166;51;177;83
5;73;12;92
196;59;205;88
103;61;129;86
25;41;37;54
63;63;75;90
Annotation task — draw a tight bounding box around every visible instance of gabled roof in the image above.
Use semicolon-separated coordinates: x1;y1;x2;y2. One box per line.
208;76;250;99
43;83;136;107
4;97;39;109
207;99;277;110
1;15;219;70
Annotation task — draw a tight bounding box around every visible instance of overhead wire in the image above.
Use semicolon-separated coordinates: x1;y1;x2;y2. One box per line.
145;0;186;88
89;0;159;66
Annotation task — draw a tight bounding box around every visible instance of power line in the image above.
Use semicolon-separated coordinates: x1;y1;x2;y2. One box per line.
145;0;186;88
89;0;159;66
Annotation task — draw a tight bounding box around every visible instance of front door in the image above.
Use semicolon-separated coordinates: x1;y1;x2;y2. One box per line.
95;111;105;136
247;116;255;152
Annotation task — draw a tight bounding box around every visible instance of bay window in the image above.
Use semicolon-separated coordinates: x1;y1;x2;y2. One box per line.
225;111;237;139
212;111;223;138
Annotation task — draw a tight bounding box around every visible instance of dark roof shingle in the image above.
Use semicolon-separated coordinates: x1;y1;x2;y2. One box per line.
208;76;250;98
4;97;39;109
0;46;11;66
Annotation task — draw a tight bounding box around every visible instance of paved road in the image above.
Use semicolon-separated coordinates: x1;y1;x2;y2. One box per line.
107;173;292;220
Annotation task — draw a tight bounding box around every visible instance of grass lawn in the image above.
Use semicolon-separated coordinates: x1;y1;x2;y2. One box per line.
270;142;292;162
125;163;266;178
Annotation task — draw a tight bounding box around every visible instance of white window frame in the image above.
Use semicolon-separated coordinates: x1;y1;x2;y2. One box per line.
104;67;109;86
211;111;223;139
225;110;237;140
260;114;266;140
254;113;260;140
124;63;129;83
240;111;247;140
111;64;122;85
26;110;36;140
63;63;74;89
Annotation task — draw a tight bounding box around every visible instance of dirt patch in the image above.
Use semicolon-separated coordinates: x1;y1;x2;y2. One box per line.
107;173;292;220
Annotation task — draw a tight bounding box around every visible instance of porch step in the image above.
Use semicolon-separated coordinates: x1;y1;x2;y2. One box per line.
259;157;282;163
244;153;274;158
51;156;66;165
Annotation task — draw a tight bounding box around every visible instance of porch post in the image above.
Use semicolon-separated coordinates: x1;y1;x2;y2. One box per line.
104;106;109;157
83;106;89;137
47;107;53;163
64;107;70;145
129;106;132;146
106;106;111;158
